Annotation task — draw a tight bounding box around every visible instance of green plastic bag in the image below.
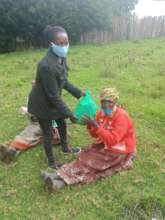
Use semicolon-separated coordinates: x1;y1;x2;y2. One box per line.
52;120;57;128
74;90;97;123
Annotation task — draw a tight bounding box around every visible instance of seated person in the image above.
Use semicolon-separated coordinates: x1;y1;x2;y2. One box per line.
41;88;136;190
0;107;60;162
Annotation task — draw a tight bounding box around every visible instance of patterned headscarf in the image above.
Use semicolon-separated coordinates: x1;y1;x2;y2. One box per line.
100;88;119;102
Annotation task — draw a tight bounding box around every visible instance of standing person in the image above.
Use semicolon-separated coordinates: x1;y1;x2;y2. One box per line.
28;25;84;169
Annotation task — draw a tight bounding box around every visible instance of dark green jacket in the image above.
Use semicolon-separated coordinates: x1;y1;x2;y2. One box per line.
28;48;82;119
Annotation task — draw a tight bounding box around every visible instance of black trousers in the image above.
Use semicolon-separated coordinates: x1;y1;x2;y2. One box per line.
38;118;68;163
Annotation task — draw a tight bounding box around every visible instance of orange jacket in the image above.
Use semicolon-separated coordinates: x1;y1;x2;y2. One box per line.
87;107;136;155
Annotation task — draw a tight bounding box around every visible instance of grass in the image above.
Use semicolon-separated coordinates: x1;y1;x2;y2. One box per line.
0;38;165;220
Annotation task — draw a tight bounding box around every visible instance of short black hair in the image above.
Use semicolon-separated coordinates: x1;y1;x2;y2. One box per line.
43;25;67;43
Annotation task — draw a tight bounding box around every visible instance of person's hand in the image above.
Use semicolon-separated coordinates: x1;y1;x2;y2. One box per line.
32;80;36;88
82;116;99;128
69;115;78;124
81;90;86;97
20;106;28;115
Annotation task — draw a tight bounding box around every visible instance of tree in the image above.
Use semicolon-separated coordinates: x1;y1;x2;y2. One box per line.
0;0;138;52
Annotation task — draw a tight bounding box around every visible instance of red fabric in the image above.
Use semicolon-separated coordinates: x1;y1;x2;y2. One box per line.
57;144;134;185
87;107;136;155
8;139;42;151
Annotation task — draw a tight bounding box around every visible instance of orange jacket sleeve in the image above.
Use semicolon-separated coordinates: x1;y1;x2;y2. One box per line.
96;114;128;148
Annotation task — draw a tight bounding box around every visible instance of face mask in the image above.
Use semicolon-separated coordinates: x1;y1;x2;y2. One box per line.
51;43;69;58
102;107;113;115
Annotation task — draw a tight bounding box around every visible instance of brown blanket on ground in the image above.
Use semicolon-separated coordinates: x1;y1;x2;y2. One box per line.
57;144;134;185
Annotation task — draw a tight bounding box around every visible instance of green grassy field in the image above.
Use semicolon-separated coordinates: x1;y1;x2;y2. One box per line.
0;38;165;220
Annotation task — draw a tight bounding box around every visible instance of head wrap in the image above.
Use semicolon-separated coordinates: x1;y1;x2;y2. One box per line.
100;88;119;102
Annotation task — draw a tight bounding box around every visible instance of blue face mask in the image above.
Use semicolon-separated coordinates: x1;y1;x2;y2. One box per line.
102;107;113;115
51;43;69;58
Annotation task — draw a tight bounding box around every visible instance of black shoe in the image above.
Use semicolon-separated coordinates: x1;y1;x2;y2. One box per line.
48;161;63;169
0;144;21;162
62;147;81;154
6;148;20;162
0;144;8;160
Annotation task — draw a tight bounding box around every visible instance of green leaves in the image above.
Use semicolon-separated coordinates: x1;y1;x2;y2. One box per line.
0;0;138;52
